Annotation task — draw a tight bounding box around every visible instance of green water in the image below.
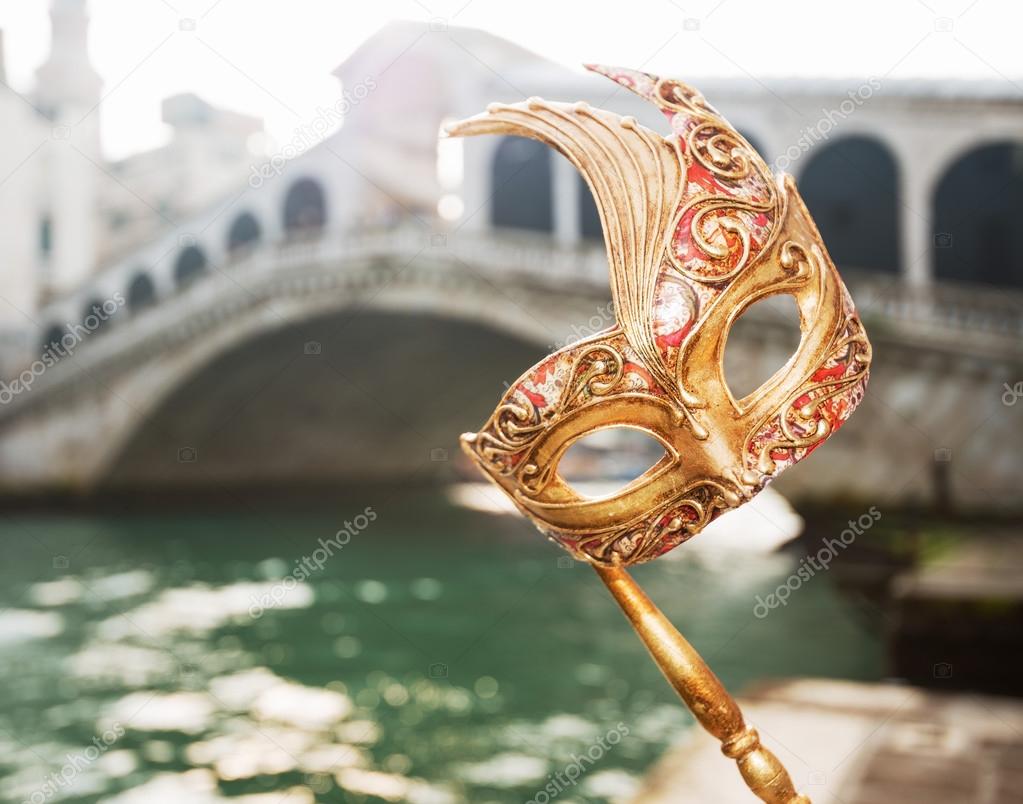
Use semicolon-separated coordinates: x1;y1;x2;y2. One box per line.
0;492;881;803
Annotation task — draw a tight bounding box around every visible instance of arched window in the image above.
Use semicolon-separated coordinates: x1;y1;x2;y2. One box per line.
579;174;602;241
227;211;262;253
934;142;1023;288
127;272;156;311
39;215;53;258
174;245;208;288
81;299;110;335
41;324;65;355
799;137;900;274
283;179;327;235
490;137;552;232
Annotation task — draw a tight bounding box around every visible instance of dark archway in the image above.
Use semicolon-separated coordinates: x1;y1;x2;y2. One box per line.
283;179;327;235
174;245;208;289
491;137;552;232
579;174;602;241
227;212;262;254
41;324;65;355
127;272;156;312
101;311;547;490
81;298;112;336
934;142;1023;288
800;137;900;274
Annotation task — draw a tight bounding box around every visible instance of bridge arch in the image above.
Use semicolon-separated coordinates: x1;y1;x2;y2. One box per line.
99;291;552;489
933;141;1023;288
3;253;581;491
227;211;262;254
283;178;327;236
799;135;900;274
104;309;548;488
490;136;553;232
174;245;209;288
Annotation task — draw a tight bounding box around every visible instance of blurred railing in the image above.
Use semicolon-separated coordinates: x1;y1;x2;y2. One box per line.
0;225;613;418
846;270;1023;339
269;225;610;287
839;271;1023;369
8;227;1022;417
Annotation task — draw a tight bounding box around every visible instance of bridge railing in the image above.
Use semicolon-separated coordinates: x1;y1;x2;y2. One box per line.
844;270;1023;343
268;225;612;289
144;232;1023;358
10;227;1023;403
0;225;615;412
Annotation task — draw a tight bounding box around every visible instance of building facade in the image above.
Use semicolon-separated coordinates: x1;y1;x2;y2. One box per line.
0;18;1019;506
0;0;264;353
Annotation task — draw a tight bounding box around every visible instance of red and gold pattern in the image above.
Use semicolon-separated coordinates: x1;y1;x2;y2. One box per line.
446;66;871;566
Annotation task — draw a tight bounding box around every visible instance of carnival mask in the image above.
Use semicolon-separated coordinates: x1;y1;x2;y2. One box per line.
447;65;871;566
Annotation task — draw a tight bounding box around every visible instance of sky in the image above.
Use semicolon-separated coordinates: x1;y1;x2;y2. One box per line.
0;0;1020;160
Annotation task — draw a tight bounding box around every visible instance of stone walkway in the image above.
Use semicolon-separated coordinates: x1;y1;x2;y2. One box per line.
629;678;1023;803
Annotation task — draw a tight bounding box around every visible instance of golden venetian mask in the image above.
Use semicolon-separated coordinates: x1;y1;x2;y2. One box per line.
447;65;871;566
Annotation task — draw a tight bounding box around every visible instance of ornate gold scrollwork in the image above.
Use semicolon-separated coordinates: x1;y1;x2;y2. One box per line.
577;479;741;565
655;79;779;288
688;121;753;181
752;302;871;475
471;342;627;488
654;77;715;117
567;344;625;404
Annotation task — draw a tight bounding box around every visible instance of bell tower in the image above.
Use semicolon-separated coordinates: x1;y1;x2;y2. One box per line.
34;0;103;297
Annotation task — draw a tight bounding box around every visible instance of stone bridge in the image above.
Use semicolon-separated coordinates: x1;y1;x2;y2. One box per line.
2;22;1022;505
0;222;1020;509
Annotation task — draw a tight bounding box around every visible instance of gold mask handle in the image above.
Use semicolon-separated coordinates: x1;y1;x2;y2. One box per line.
594;563;810;803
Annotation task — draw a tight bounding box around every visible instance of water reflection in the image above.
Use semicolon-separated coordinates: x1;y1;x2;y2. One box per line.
0;492;881;802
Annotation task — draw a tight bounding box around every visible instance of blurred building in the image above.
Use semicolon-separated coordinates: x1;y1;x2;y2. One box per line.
0;16;1019;508
0;0;262;323
99;93;263;266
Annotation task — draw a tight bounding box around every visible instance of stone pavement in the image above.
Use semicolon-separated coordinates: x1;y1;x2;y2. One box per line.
629;678;1023;803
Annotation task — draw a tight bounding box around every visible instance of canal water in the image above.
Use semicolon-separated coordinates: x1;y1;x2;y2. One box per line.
0;491;882;803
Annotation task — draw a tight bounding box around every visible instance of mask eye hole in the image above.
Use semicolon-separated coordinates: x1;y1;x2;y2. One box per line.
723;294;803;402
558;427;667;498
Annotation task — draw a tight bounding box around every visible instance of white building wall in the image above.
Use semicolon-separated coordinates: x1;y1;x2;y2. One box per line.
44;111;101;296
0;98;42;330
